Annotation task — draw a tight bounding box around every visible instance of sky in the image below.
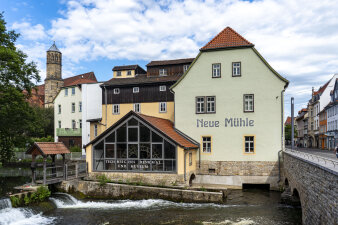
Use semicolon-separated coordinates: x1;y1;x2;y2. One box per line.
1;0;338;118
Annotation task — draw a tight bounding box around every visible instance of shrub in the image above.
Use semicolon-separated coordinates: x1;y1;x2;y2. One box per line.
97;174;110;186
10;196;20;207
69;146;81;152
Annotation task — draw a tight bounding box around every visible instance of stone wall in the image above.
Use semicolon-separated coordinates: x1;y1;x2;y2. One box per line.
283;152;338;225
88;171;186;186
198;160;279;176
58;180;224;203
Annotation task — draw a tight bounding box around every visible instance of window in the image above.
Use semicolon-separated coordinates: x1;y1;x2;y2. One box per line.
159;102;167;113
72;87;75;95
206;97;216;113
133;103;140;113
79;119;82;129
92;117;176;172
159;85;166;92
232;62;241;76
72;120;76;129
114;88;120;94
69;139;75;147
79;101;82;112
65;88;68;96
72;103;75;113
189;152;192;166
244;94;254;112
58;121;61;128
127;70;132;76
202;137;211;153
94;124;98;137
212;63;221;78
159;69;168;76
116;71;121;77
196;96;216;114
113;104;120;114
133;87;139;93
183;64;189;73
58;104;61;114
244;136;254;153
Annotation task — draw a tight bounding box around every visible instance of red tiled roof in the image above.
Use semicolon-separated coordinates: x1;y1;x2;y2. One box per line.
63;72;97;86
65;78;97;87
138;114;198;149
24;84;45;107
201;27;254;51
313;80;330;96
26;142;70;156
285;116;292;125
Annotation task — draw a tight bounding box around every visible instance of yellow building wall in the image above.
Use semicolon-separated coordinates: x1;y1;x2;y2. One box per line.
89;122;104;141
113;70;135;78
86;144;92;173
96;102;174;137
177;147;197;175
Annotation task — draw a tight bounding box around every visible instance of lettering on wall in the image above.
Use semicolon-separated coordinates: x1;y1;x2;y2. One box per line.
196;118;254;128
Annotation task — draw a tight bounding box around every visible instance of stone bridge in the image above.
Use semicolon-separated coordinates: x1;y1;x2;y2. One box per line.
283;149;337;225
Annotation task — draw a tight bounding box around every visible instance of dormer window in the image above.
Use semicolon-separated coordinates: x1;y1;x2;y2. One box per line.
183;64;189;73
116;71;121;77
133;87;139;93
114;88;120;94
159;69;168;76
127;70;132;76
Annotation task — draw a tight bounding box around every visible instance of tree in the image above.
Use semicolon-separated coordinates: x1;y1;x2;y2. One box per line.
0;12;40;163
285;124;297;143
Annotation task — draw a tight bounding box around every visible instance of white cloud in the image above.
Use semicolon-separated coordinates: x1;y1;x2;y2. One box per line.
10;0;338;116
12;22;47;40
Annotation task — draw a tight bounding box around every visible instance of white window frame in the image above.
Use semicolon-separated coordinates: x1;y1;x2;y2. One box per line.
232;62;241;76
94;124;98;137
244;136;255;153
114;88;120;94
206;96;216;113
58;121;61;128
183;64;189;73
159;85;166;92
72;120;76;129
71;102;75;113
116;71;121;77
58;104;61;114
113;104;120;114
212;63;221;78
65;88;68;96
202;136;211;153
196;97;205;114
159;102;167;113
133;103;140;113
159;69;168;76
79;101;82;112
72;87;75;95
244;94;254;112
133;87;139;93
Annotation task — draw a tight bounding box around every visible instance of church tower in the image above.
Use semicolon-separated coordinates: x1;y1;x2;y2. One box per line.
44;42;64;108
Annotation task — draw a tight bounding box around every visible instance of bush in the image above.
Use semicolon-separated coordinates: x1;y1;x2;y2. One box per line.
97;174;110;186
69;146;81;152
10;196;20;207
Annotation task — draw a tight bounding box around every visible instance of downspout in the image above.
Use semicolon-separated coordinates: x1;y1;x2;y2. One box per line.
184;150;187;182
104;86;107;128
278;89;285;183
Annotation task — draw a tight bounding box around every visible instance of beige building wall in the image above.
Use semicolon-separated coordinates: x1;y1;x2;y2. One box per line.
113;70;136;78
173;48;286;162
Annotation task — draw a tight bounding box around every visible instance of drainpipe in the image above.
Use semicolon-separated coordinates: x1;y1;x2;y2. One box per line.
184;150;187;182
279;89;285;183
104;86;107;128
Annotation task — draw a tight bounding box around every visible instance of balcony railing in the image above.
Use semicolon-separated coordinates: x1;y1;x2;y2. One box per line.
56;128;82;137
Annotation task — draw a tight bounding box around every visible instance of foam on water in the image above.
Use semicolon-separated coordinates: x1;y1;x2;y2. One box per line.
0;206;55;225
50;193;255;210
203;219;256;225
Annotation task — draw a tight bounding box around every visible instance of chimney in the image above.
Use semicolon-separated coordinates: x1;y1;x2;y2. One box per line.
312;87;314;96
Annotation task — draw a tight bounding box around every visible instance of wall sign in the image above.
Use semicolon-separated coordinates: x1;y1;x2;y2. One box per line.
196;118;254;128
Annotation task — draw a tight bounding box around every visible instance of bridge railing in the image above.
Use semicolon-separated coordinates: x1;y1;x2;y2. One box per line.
285;148;338;168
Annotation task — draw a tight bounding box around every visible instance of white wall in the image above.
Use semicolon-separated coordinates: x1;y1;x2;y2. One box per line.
320;74;338;112
82;83;102;155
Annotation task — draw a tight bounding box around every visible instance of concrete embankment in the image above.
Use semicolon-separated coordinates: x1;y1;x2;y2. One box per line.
57;180;225;203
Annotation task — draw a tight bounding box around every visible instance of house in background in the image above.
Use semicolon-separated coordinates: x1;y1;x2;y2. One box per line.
54;76;102;155
296;108;308;147
325;78;338;150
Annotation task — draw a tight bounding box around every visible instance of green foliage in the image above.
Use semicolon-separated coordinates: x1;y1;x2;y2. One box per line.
29;186;51;203
24;195;30;205
285;124;298;141
0;13;43;164
10;195;20;207
31;136;54;143
69;146;81;152
97;174;110;186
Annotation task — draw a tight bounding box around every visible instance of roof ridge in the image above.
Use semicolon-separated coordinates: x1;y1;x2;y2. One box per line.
138;113;173;124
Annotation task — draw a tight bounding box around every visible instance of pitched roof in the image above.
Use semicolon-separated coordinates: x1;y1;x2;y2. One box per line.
201;27;254;51
26;142;70;156
47;42;61;52
102;74;180;86
63;72;97;87
112;64;146;72
146;58;195;67
285;116;292;125
313;79;330;96
85;111;198;149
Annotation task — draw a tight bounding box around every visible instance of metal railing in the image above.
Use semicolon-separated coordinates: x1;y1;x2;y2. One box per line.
285;148;338;168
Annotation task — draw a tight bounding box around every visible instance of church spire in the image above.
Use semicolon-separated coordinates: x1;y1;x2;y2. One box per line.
48;41;61;52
